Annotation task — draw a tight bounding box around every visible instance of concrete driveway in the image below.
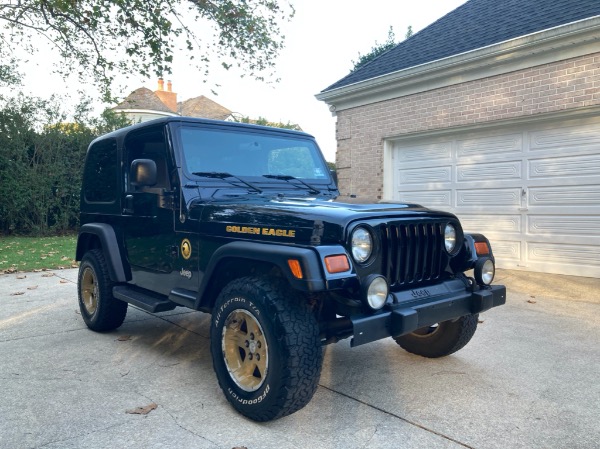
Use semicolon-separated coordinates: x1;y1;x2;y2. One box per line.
1;268;598;449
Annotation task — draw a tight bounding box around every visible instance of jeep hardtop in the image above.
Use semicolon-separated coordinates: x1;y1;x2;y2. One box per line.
76;116;506;421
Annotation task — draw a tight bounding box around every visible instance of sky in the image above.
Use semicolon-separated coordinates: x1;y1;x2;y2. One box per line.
6;0;468;162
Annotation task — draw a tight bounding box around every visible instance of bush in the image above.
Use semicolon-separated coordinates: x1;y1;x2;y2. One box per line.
0;94;129;235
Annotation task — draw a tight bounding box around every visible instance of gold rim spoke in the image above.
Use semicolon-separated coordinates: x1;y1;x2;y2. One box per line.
80;268;98;315
221;309;269;392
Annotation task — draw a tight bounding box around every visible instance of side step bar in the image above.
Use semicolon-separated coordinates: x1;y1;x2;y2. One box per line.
113;285;177;313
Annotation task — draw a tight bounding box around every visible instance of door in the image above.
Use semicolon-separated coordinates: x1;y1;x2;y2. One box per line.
122;126;179;294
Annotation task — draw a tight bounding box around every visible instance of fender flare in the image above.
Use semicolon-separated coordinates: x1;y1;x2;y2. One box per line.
197;241;328;309
76;223;130;282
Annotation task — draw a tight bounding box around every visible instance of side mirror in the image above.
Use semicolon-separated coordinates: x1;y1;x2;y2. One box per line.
130;159;157;187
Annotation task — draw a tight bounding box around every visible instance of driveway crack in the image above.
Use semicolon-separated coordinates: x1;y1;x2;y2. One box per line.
319;384;476;449
34;422;128;448
135;392;218;447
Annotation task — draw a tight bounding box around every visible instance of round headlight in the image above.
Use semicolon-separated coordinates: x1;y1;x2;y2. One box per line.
351;227;372;263
475;258;495;285
364;275;389;310
444;223;457;253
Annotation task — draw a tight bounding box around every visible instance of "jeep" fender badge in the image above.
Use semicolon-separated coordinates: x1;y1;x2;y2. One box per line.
181;238;192;260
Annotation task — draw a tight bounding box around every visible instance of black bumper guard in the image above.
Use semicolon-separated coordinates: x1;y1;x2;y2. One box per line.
350;279;506;347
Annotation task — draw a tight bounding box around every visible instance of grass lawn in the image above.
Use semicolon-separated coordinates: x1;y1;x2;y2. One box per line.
0;235;78;273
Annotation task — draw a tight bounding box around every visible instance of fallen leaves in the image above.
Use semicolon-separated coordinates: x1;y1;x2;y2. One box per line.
116;335;132;342
10;292;25;296
0;236;77;272
126;403;158;415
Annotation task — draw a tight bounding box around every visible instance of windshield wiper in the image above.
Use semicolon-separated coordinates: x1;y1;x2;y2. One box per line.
192;172;262;193
262;174;321;195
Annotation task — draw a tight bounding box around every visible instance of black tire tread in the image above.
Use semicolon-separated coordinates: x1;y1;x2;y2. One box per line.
394;314;478;358
78;249;128;332
211;276;322;421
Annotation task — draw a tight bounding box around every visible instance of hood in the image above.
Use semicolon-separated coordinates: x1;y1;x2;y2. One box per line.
192;197;456;245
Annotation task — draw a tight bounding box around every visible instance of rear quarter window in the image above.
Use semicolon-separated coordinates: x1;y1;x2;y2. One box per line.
83;138;118;203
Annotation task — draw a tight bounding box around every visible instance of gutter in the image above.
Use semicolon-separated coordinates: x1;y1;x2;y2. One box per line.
316;16;600;113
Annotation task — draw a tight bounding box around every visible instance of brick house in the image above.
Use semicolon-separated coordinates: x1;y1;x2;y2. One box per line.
317;0;600;277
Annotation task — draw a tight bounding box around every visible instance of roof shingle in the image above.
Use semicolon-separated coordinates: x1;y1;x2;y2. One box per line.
113;87;174;113
322;0;600;92
178;95;233;120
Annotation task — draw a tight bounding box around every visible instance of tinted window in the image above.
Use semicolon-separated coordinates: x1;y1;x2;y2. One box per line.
84;139;118;203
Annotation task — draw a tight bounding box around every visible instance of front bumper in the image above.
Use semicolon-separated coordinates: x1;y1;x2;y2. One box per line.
350;278;506;347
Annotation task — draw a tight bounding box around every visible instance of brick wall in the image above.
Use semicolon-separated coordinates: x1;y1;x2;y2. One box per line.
335;52;600;201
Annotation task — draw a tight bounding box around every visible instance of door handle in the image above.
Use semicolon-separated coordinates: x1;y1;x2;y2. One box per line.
123;195;134;214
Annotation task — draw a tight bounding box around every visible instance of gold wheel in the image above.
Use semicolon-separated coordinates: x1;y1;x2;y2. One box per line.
221;309;269;392
80;267;98;316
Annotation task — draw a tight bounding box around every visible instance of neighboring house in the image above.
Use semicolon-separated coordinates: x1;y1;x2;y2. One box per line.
113;79;235;123
316;0;600;278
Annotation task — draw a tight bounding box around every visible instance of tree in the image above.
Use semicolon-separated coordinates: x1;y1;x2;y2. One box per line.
0;1;295;100
234;115;301;131
351;25;413;72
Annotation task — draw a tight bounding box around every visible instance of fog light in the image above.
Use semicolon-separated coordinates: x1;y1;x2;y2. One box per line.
362;275;389;310
474;257;495;285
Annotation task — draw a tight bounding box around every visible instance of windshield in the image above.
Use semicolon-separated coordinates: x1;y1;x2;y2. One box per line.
179;126;331;182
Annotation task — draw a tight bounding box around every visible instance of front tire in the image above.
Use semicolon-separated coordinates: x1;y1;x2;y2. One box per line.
78;249;128;332
210;277;322;422
394;314;479;358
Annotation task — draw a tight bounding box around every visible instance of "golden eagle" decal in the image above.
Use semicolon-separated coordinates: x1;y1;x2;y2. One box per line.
226;225;296;238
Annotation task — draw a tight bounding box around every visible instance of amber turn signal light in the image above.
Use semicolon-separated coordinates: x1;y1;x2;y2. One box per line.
324;255;350;273
287;259;303;279
475;241;490;256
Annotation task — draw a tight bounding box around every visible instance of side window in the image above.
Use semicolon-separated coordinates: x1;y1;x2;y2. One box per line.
125;129;171;192
84;139;118;203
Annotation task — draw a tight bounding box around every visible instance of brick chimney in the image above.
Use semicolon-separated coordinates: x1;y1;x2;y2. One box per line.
154;78;177;112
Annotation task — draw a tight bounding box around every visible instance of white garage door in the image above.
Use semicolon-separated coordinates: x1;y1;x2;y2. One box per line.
388;115;600;278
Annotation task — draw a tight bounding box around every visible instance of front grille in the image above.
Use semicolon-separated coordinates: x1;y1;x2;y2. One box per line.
380;221;447;288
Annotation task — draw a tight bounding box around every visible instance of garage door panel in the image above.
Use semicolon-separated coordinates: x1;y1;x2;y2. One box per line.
528;215;600;238
457;188;521;207
529;154;600;179
489;240;521;262
458;161;521;182
397;190;451;207
528;242;600;267
460;214;521;233
457;133;522;158
398;166;452;184
529;185;600;206
396;141;451;162
529;123;600;152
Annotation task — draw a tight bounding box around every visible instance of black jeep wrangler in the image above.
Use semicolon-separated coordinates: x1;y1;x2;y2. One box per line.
76;116;505;421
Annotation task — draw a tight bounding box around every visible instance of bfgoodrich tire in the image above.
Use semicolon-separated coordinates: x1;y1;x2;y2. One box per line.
78;249;128;332
394;314;479;358
210;276;323;422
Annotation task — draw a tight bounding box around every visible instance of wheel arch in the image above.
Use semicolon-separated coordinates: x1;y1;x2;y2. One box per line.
197;241;326;310
76;223;131;282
